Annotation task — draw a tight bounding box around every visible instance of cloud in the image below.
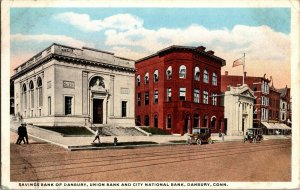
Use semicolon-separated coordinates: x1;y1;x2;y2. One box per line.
11;33;93;48
54;12;143;32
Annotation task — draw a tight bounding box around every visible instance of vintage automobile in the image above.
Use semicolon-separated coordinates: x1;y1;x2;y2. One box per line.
187;127;213;145
243;128;263;143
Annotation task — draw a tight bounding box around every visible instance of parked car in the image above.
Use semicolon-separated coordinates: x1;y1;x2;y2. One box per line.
243;128;263;143
187;127;213;145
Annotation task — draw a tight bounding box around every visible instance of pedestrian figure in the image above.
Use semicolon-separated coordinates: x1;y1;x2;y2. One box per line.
93;128;101;143
23;123;29;144
16;123;26;144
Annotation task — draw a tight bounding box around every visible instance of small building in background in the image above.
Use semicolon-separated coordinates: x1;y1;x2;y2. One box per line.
221;72;270;128
224;85;255;136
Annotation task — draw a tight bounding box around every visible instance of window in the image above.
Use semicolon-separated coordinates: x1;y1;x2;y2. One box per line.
194;89;200;103
37;77;43;106
144;115;149;126
48;96;51;115
122;101;127;117
22;84;27;109
179;65;186;79
145;92;149;105
166;114;172;129
203;91;208;104
193;114;199;128
154;90;158;104
203;69;209;83
253;84;257;91
153;70;159;83
29;81;34;108
65;96;73;115
154;115;158;128
179;88;186;101
136;75;140;86
144;73;149;84
166;66;172;80
136;115;141;126
167;88;172;102
212;93;217;106
194;67;200;81
212;73;217;86
137;93;141;106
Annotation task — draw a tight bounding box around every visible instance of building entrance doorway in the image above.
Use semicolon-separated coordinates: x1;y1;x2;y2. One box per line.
93;99;103;124
184;115;190;134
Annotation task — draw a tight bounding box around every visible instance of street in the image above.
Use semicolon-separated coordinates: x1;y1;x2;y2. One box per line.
10;132;291;182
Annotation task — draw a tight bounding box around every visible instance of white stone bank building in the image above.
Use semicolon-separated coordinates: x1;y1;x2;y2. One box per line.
224;85;255;136
12;43;135;127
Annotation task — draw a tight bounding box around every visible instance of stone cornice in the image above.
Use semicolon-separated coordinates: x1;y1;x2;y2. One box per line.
11;53;135;81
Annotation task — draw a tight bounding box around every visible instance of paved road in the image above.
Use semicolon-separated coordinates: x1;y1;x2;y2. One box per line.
10;131;291;182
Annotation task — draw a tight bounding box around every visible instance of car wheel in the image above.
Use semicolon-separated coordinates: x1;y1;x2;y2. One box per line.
208;138;213;144
197;139;202;145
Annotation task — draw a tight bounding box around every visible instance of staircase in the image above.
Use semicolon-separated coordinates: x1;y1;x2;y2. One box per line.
90;125;147;136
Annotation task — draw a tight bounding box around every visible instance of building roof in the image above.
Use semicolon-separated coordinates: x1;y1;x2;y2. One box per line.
11;43;135;80
136;45;226;66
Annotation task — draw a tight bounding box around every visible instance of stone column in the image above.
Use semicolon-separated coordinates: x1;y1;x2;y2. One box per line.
109;75;114;116
82;71;88;115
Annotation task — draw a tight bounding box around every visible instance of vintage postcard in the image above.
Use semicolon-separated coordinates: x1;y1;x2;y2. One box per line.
1;0;299;189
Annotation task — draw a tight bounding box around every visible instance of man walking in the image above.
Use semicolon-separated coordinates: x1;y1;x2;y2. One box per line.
16;124;26;144
93;128;101;143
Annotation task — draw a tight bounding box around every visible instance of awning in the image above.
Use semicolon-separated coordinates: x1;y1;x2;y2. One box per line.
261;122;291;130
261;122;274;129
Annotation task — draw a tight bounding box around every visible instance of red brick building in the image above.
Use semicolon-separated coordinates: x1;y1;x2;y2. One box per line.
269;85;281;122
221;72;270;128
135;45;226;135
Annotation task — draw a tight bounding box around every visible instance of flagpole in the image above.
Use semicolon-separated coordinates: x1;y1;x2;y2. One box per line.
243;53;245;85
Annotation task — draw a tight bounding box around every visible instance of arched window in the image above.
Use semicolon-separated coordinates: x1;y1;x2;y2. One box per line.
29;81;34;108
212;73;217;86
203;69;209;83
166;114;172;129
144;73;149;84
179;65;186;79
211;116;216;129
153;70;158;83
166;66;172;80
193;113;200;128
136;75;140;86
154;114;158;128
22;84;27;109
37;77;43;107
144;115;149;126
194;67;200;81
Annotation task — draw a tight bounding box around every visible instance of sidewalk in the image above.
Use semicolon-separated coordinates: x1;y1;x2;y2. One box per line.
10;121;291;151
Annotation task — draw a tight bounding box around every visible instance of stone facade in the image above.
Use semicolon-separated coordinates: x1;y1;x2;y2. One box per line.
224;85;255;136
12;44;135;127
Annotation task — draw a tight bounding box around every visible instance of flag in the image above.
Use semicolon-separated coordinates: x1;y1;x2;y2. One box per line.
232;56;245;67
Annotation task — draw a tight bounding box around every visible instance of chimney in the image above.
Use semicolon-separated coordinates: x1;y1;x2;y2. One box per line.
225;71;228;76
206;50;214;55
196;46;206;51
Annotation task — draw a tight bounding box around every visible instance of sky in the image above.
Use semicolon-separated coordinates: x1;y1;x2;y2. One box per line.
10;8;291;88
